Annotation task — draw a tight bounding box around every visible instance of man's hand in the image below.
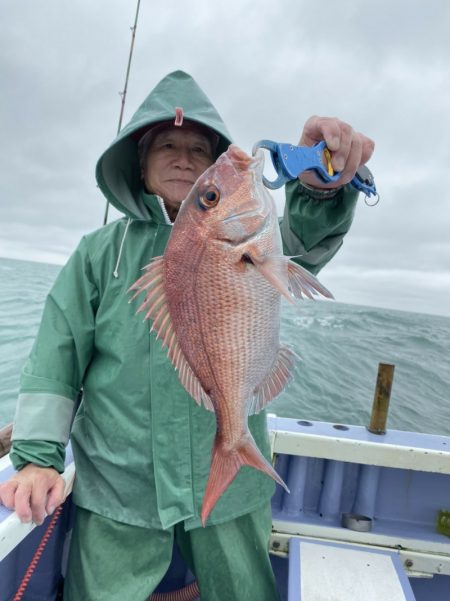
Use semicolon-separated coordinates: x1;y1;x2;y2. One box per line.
299;116;375;189
0;464;65;525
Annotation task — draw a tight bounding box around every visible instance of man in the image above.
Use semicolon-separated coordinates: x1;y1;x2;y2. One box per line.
0;71;374;600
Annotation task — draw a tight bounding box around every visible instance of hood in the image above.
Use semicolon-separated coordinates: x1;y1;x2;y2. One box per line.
96;70;233;221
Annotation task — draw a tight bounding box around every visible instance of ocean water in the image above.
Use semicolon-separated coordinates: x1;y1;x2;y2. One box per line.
1;256;449;436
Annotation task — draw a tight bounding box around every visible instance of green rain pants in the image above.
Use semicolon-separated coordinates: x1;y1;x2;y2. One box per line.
63;504;279;601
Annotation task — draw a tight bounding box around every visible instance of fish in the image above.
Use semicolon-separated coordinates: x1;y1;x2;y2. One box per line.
129;144;333;526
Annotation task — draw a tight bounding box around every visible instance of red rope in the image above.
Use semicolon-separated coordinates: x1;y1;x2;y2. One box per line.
13;504;63;601
150;580;200;601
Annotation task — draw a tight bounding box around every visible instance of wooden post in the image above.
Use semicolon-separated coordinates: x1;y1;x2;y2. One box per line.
368;363;395;434
0;423;12;458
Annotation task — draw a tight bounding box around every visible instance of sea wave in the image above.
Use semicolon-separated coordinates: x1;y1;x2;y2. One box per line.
1;256;450;436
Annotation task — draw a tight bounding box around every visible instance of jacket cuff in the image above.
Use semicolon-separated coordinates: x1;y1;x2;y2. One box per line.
280;180;359;275
10;440;66;474
298;180;343;200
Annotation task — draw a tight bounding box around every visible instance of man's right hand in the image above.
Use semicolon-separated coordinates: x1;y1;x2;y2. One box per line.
0;464;65;525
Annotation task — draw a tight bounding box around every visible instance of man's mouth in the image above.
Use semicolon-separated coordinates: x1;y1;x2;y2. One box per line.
168;179;195;185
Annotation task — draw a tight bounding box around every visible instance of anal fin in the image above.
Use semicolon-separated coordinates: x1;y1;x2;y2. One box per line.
249;346;299;415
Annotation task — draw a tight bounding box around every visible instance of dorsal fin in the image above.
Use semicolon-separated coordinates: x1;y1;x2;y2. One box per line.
128;257;214;412
248;346;299;415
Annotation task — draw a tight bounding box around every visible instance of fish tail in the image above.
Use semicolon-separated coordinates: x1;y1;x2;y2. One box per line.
200;434;289;527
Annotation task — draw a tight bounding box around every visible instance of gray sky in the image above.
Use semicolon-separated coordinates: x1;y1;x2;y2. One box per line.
1;0;449;317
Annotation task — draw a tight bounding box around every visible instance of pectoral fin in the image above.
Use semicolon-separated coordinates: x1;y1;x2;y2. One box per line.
245;253;333;302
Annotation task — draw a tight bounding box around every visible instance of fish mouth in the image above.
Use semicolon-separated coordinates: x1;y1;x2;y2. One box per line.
226;145;253;170
225;144;264;173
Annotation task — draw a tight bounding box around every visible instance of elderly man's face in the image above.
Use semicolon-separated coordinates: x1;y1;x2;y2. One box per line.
143;127;214;221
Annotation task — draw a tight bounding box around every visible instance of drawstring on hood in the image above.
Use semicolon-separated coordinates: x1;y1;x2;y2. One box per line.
113;218;132;278
156;196;174;226
112;197;172;278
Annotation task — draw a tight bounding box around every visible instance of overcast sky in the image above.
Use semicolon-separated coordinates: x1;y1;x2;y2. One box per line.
1;0;449;317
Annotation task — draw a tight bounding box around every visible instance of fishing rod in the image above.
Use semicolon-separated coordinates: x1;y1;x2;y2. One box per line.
103;0;141;226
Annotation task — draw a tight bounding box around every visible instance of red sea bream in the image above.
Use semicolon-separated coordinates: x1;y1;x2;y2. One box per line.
129;145;332;525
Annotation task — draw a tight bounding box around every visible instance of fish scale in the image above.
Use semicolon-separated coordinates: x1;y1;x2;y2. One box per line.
190;260;280;401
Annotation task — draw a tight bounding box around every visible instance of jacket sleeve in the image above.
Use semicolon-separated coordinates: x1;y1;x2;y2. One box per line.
280;180;359;275
10;237;99;473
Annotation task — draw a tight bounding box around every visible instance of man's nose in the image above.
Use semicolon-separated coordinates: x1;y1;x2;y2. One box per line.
174;147;194;168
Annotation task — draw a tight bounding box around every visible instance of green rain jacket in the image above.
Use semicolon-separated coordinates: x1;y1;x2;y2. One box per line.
11;71;358;530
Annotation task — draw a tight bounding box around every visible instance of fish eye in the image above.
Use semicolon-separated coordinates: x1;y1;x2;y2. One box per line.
197;186;220;210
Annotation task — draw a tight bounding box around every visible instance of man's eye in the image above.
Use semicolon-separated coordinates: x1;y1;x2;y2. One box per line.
192;146;207;154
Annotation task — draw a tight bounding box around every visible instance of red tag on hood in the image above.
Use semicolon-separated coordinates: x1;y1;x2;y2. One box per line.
174;107;184;126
